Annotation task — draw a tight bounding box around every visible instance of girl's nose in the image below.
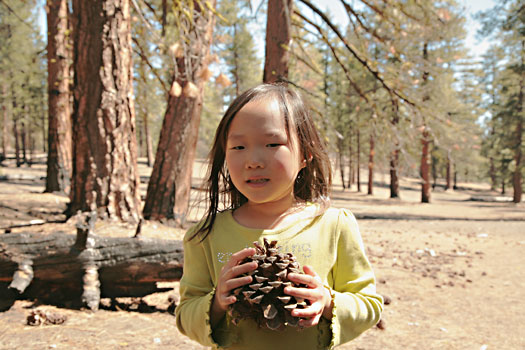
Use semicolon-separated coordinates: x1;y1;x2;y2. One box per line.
246;151;264;169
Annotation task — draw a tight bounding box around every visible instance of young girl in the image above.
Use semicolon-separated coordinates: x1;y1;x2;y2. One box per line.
175;84;382;350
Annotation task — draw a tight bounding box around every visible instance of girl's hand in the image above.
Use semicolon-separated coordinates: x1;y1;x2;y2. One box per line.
285;265;333;328
211;248;258;326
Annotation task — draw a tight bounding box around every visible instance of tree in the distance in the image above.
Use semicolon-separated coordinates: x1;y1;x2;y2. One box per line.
45;0;72;194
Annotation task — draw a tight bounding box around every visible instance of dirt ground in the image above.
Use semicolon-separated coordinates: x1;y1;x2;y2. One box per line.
0;157;524;350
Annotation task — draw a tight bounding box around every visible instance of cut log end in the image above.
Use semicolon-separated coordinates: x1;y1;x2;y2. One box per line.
9;261;34;294
82;265;101;311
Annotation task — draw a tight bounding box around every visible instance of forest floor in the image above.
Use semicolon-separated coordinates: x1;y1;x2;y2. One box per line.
0;156;524;350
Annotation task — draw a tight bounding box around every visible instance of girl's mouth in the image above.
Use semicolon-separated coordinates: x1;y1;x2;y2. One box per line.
247;178;269;184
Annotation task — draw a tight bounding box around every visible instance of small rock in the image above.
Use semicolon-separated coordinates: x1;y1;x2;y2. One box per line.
382;295;392;305
376;319;386;330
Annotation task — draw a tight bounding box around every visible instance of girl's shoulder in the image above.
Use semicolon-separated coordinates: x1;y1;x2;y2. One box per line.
316;204;356;222
182;209;233;242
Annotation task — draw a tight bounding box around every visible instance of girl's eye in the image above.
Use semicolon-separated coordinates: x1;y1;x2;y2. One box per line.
231;145;244;150
267;143;282;148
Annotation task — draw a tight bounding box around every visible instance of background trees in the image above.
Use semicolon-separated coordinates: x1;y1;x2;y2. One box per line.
478;0;524;203
0;0;522;227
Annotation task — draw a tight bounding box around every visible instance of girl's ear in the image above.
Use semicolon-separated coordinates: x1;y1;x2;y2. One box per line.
301;154;313;168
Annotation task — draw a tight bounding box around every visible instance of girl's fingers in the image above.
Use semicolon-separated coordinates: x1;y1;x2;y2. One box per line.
287;273;317;288
284;285;320;300
230;260;258;278
228;248;256;267
288;265;321;288
224;275;253;292
298;315;321;328
290;303;323;318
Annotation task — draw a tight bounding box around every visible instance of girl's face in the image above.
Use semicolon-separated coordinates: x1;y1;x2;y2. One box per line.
225;97;305;209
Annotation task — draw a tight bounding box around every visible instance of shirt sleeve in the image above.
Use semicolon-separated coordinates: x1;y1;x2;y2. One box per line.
175;226;219;348
327;209;383;348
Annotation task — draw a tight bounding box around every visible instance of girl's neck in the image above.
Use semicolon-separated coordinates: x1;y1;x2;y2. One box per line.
233;198;306;230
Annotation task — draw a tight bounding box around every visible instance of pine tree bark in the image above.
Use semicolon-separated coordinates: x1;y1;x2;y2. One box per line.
1;80;9;159
263;0;293;83
69;0;140;222
45;0;73;194
13;118;20;167
143;1;216;225
445;151;452;190
357;129;361;192
421;43;431;203
368;132;374;195
512;40;524;203
390;108;400;198
421;129;431;203
337;138;345;190
21;121;27;165
347;129;353;188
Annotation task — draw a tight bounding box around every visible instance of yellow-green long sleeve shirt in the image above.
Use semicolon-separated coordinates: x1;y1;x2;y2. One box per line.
175;205;383;349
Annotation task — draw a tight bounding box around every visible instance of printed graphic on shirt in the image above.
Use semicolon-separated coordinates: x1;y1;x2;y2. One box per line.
216;243;312;264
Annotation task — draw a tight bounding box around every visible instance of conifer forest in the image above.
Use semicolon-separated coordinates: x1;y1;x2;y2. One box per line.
0;1;524;349
0;0;524;222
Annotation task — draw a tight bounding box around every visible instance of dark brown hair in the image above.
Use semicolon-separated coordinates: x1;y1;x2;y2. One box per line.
191;83;332;241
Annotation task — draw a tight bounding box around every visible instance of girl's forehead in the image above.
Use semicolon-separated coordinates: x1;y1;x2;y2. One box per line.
231;98;287;130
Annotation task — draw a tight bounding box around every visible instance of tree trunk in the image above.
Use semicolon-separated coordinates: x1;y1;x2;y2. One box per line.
136;48;154;167
512;40;524;203
143;111;153;167
431;152;437;189
45;0;73;194
13;118;21;167
357;128;361;192
390;148;400;198
337;139;345;190
368;131;374;195
263;0;292;83
445;151;452;190
421;129;431;203
21;121;27;165
69;0;141;222
390;111;400;199
347;129;353;188
233;23;240;96
0;216;183;311
421;43;431;203
143;1;216;225
1;80;9;159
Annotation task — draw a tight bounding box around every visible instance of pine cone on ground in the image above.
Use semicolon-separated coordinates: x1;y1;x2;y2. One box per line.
228;238;307;330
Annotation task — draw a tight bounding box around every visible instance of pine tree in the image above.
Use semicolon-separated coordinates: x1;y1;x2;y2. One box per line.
0;1;47;164
478;0;524;202
143;0;217;225
68;0;141;222
45;0;73;194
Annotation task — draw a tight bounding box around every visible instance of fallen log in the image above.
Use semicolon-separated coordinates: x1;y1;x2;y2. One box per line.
0;213;184;311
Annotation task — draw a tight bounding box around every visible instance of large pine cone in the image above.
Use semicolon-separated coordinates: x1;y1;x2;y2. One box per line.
228;238;307;330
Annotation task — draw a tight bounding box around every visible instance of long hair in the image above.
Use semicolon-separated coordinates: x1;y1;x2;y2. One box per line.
190;83;332;241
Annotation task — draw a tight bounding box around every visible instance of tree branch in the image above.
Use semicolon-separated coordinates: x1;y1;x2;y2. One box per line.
298;0;415;107
132;38;169;94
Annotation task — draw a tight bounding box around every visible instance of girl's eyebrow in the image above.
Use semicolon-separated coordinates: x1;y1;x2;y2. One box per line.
228;131;286;140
